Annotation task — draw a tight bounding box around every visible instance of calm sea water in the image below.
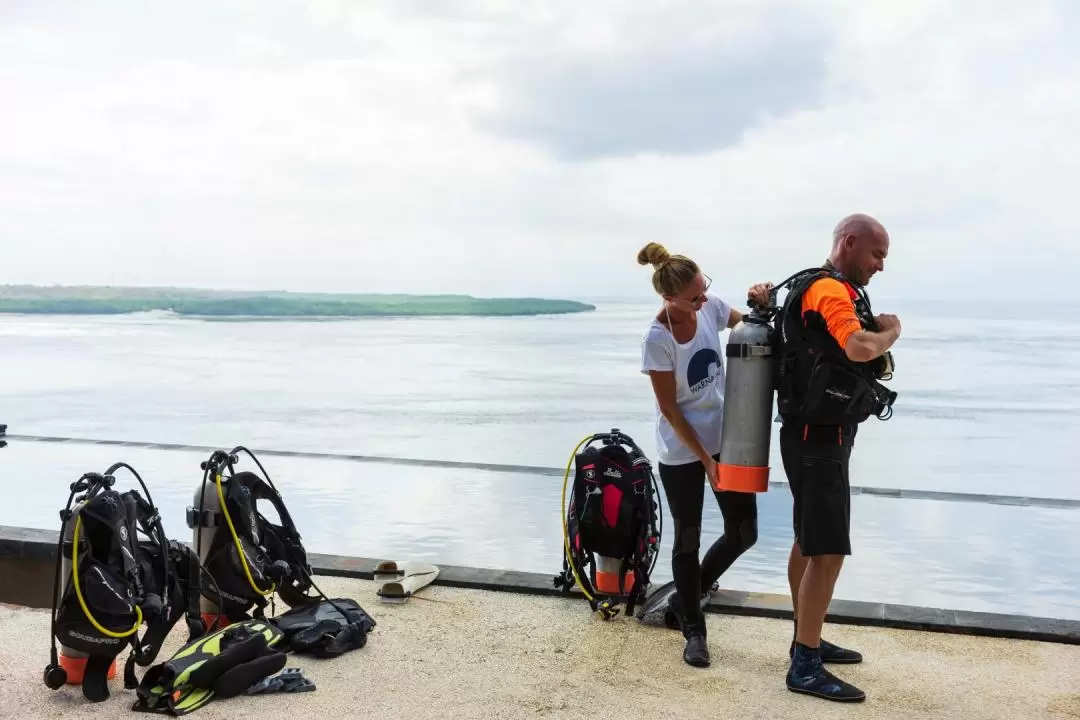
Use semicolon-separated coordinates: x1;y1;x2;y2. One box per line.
1;298;1078;620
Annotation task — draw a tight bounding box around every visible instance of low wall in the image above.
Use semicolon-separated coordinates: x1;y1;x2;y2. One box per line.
3;524;1077;646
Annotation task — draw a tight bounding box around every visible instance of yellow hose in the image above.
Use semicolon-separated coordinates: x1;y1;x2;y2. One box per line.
214;472;275;597
72;513;142;639
561;434;605;612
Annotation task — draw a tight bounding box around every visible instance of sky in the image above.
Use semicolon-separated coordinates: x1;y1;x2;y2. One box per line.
1;0;1077;302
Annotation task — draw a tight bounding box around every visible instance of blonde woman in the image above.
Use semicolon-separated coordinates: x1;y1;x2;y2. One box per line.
638;242;759;668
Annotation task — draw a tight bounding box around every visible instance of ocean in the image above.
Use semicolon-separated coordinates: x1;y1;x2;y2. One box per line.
1;297;1078;621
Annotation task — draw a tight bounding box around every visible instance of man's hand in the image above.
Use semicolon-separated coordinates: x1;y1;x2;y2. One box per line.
875;313;901;335
746;282;774;307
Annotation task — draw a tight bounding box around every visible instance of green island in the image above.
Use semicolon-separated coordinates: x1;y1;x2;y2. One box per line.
0;285;596;318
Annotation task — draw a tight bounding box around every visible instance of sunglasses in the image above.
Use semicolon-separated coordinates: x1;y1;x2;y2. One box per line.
686;273;712;305
665;273;711;307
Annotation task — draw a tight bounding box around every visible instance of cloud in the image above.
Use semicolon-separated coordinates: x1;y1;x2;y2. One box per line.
471;1;833;160
0;0;1077;300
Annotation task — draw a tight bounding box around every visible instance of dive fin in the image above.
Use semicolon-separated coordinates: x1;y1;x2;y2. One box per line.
212;651;287;699
132;619;283;715
375;561;439;603
636;580;716;628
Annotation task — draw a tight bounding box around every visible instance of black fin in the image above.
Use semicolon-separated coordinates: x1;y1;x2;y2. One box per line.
213;652;287;699
187;633;267;689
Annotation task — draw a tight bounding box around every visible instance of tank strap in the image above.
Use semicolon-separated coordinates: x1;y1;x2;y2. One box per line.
726;344;773;358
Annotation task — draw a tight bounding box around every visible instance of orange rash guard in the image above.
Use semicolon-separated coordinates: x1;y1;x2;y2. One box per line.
802;277;862;349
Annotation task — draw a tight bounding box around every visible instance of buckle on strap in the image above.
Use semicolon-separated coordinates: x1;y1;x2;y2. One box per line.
185;506;221;529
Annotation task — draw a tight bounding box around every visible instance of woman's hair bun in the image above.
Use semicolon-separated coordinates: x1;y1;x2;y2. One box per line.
636;242;671;268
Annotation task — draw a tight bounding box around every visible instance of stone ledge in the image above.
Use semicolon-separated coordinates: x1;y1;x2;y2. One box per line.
307;551;1080;645
3;524;1077;645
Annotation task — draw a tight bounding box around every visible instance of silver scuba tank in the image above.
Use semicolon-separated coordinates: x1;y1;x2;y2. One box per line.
594;555;636;596
191;473;226;629
717;307;775;493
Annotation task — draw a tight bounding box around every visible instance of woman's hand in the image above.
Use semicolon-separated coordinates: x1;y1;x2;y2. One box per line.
703;458;719;491
746;282;774;307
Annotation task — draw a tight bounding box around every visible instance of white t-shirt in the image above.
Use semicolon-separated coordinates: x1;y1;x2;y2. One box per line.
639;294;733;466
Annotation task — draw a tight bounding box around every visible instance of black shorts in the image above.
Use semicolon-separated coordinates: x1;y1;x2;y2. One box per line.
780;424;854;557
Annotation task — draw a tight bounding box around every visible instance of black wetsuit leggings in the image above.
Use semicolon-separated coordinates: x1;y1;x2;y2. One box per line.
658;452;759;637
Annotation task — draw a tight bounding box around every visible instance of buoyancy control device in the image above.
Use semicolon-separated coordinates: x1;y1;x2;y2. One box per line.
186;446;319;630
772;266;897;427
270;597;377;658
716;266;897;481
554;429;663;620
43;462;206;703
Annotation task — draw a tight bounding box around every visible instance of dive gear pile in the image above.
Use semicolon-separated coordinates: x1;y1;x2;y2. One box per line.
554;429;663;620
42;447;377;713
186;446;375;659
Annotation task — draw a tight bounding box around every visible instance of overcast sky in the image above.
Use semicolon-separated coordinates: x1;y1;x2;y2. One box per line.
1;1;1076;301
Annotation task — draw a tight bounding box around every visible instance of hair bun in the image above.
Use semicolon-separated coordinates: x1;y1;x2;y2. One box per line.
636;242;671;269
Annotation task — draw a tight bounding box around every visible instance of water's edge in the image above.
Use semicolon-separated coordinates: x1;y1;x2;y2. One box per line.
9;434;1080;510
3;524;1076;646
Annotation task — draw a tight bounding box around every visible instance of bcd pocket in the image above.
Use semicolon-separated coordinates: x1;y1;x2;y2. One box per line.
801;359;877;425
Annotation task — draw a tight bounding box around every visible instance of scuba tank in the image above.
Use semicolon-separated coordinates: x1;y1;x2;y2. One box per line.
187;446;320;630
717;299;777;493
42;462;204;703
553;429;663;620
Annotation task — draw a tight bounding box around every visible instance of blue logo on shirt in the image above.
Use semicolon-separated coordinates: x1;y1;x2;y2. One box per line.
687;348;720;393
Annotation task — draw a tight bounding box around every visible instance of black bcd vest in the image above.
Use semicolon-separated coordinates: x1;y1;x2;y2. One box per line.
772;267;897;428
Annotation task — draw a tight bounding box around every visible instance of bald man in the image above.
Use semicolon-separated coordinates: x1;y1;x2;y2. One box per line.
747;213;900;703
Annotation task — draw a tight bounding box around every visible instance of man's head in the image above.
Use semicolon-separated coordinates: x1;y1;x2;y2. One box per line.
829;213;889;286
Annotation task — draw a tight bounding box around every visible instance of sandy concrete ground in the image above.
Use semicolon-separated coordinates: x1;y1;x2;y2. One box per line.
1;577;1078;720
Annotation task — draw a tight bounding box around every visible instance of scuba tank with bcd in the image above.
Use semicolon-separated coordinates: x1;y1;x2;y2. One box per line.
554;429;663;620
187;446;320;629
716;266;898;487
42;462;208;703
187;445;375;660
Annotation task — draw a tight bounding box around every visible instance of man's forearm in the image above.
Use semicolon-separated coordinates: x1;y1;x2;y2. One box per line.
869;327;900;357
846;327;899;362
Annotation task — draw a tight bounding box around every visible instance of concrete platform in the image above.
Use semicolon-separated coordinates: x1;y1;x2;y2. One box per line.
2;576;1079;720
